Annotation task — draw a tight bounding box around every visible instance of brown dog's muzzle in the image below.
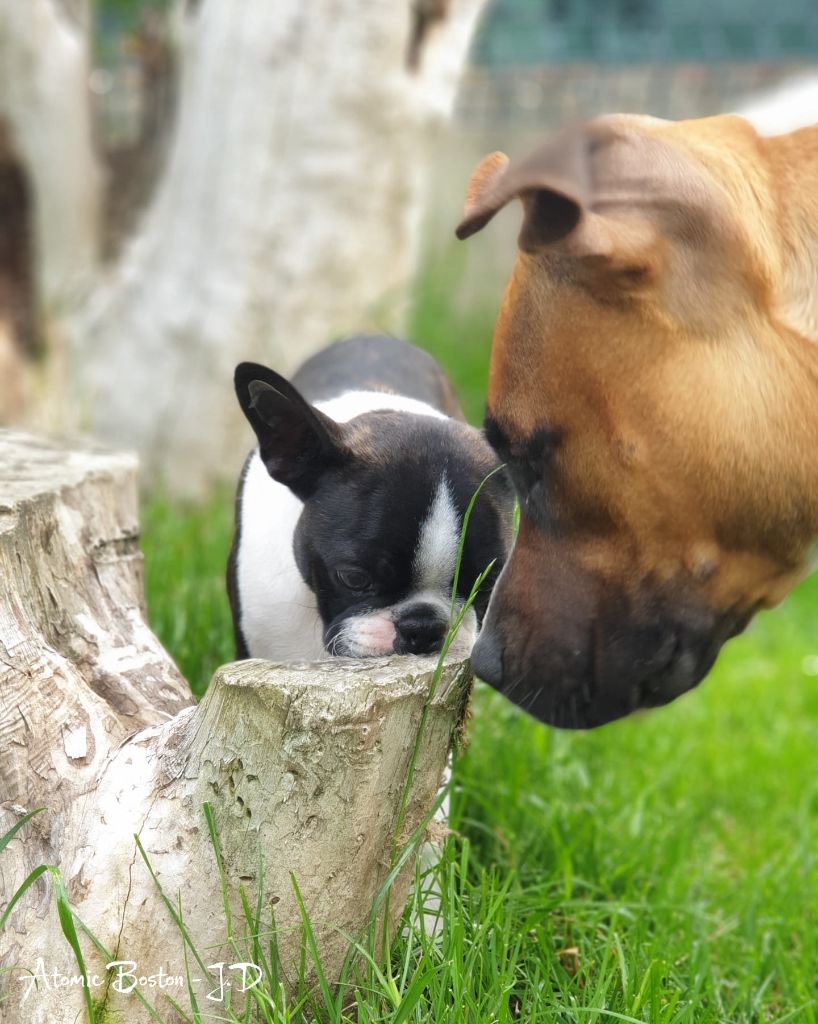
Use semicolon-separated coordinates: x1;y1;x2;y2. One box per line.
471;523;750;729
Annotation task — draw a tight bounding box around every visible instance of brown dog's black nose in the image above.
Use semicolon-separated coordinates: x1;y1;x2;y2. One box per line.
476;582;741;728
471;629;503;687
470;517;749;728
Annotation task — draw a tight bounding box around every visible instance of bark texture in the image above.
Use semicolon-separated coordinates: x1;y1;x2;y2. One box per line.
0;430;471;1023
70;0;487;494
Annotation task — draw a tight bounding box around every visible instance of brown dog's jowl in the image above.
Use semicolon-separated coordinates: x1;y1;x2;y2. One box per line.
459;113;818;729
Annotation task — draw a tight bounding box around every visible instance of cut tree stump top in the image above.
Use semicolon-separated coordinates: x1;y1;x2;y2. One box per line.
0;428;137;509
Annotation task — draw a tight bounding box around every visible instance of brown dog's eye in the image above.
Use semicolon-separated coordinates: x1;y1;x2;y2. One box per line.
619;263;652;286
337;568;372;592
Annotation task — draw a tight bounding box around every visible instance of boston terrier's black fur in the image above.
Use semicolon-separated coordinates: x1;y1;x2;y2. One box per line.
227;335;513;662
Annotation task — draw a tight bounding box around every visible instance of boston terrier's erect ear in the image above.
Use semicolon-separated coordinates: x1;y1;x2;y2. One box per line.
234;362;348;500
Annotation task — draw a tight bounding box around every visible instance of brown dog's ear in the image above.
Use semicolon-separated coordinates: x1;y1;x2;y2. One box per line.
458;151;510;238
456;124;612;257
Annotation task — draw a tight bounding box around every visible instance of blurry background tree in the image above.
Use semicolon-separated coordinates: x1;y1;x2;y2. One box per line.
0;0;815;493
0;0;487;494
0;0;100;421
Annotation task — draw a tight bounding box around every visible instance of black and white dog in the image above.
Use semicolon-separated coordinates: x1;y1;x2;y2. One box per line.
227;335;512;664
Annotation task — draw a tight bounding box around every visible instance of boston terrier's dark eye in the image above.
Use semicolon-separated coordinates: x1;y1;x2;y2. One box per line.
336;568;372;592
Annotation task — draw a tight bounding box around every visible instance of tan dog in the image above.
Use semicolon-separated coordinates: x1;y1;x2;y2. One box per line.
457;114;818;728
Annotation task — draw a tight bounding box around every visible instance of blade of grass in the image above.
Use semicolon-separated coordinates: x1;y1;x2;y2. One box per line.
391;556;495;860
51;866;96;1024
448;464;507;622
178;892;203;1024
290;872;337;1021
134;833;214;982
0;864;50;931
159;991;196;1023
387;957;439;1024
75;917;172;1023
0;807;44;855
203;802;240;962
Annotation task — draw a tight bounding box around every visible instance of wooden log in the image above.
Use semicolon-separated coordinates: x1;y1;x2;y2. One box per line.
0;429;471;1023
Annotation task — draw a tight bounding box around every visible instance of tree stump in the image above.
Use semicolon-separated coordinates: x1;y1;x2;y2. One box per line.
0;430;472;1023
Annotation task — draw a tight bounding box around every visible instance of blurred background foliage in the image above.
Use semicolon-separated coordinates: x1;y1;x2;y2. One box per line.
476;0;818;62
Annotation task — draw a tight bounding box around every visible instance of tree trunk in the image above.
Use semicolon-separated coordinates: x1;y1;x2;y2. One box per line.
0;430;471;1023
70;0;487;495
0;0;101;431
0;0;100;316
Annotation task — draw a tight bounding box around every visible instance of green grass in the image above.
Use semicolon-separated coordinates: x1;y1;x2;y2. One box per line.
139;245;818;1021
141;488;818;1022
142;489;235;696
408;240;497;425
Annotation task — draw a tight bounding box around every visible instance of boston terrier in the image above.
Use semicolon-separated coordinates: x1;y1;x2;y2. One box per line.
227;334;513;664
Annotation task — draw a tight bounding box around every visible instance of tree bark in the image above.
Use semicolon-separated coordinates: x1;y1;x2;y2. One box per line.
0;430;471;1023
69;0;487;495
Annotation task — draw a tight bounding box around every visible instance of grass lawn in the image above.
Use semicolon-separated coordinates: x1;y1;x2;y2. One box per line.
141;246;818;1023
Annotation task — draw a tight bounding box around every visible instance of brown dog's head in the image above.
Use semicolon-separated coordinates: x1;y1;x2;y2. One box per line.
459;114;818;728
